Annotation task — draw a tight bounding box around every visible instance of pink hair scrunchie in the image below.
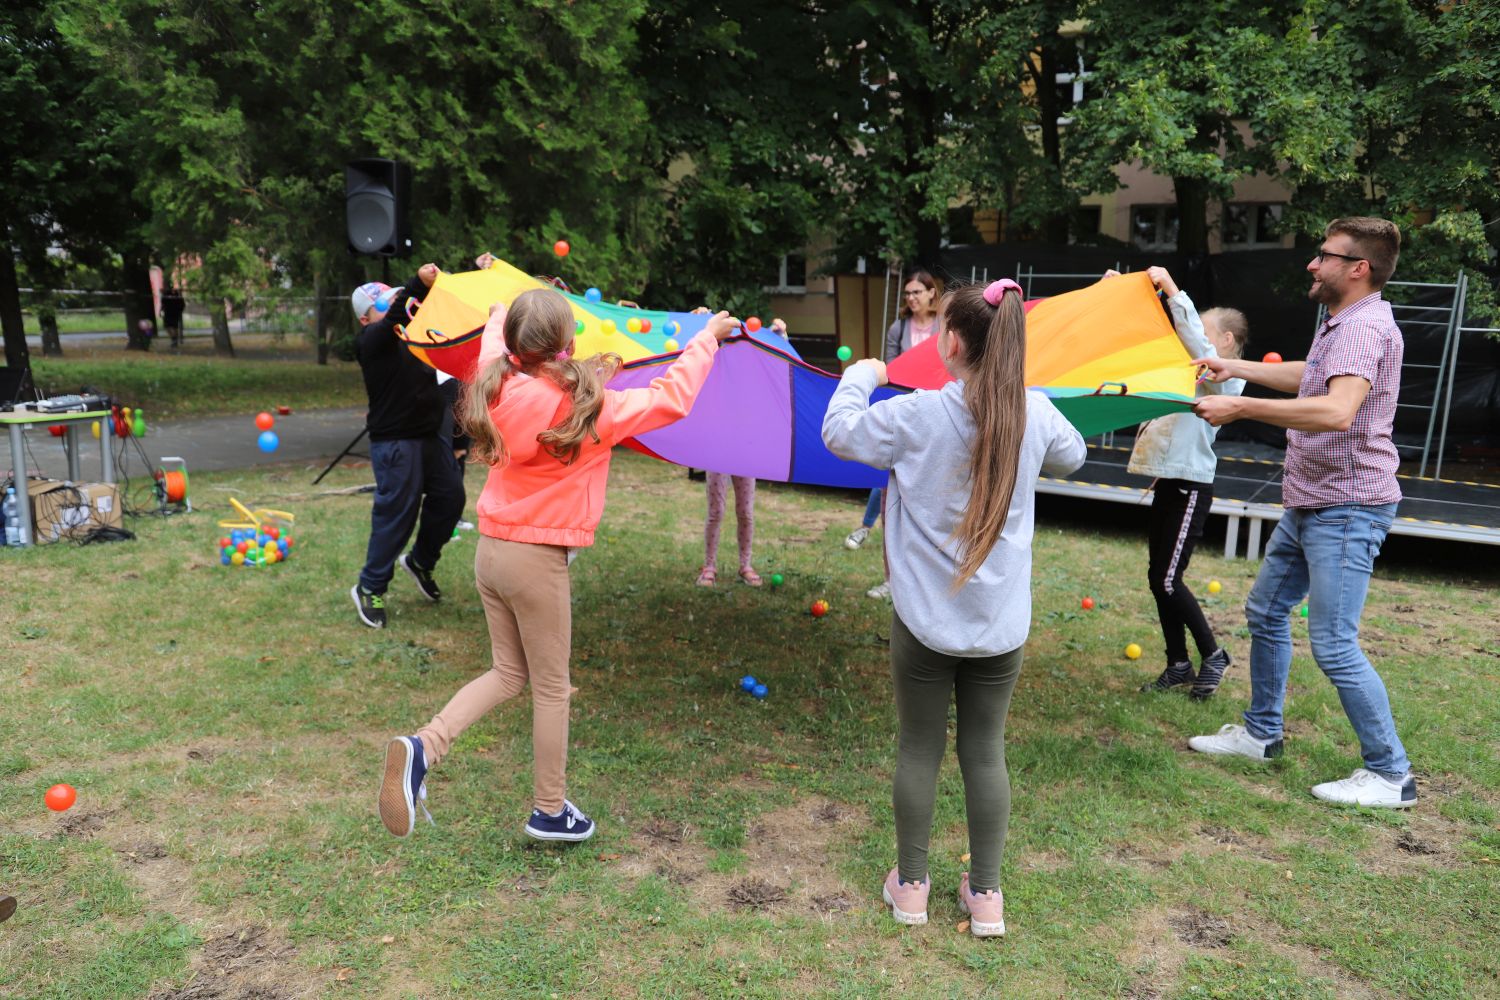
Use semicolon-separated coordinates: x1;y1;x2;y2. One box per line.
983;279;1023;307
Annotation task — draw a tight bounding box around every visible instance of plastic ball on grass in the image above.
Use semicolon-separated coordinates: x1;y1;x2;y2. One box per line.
752;683;768;700
45;784;76;812
740;675;757;692
770;573;784;587
1124;643;1142;660
232;552;245;566
1207;580;1222;594
810;599;830;618
1081;596;1094;610
1299;605;1309;618
836;346;852;362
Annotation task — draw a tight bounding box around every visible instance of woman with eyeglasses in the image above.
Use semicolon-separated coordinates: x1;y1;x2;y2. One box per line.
845;271;940;602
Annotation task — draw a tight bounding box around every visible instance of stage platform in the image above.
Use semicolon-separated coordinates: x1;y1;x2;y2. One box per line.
1039;443;1500;559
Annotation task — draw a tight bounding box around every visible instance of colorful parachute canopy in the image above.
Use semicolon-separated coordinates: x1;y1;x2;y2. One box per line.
399;262;1195;489
396;259;796;380
886;271;1197;437
611;338;900;489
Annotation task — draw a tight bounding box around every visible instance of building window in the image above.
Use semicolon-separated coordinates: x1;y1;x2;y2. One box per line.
1071;205;1102;243
1054;42;1091;125
764;254;808;293
1223;203;1284;249
1131;205;1179;251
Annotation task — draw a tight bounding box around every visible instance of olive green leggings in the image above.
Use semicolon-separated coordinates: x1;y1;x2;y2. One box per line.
891;614;1024;894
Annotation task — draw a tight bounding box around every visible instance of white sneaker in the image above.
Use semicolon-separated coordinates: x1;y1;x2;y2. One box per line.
1187;724;1283;761
866;581;891;600
844;526;870;550
1310;768;1417;809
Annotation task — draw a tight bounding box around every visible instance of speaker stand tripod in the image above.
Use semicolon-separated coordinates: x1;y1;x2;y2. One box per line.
313;427;369;485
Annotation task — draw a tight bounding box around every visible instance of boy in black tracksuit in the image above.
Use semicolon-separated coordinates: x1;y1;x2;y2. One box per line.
350;263;466;628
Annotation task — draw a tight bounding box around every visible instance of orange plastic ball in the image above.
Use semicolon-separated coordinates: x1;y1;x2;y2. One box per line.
1262;352;1283;364
255;412;275;431
810;599;830;618
745;317;762;333
1081;597;1095;610
553;240;570;257
45;784;76;812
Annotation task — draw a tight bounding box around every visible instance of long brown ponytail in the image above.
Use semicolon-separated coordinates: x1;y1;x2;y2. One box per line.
942;285;1029;589
461;288;622;467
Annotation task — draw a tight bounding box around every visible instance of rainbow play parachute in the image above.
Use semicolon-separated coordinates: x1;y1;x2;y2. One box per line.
398;264;1195;488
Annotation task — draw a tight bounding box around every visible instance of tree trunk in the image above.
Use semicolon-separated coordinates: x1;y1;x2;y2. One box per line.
0;236;30;373
315;273;329;365
39;304;61;357
122;251;156;351
211;301;236;357
1035;43;1070;244
1173;175;1211;257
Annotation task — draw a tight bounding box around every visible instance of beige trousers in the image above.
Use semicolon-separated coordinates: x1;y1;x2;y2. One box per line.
416;534;572;814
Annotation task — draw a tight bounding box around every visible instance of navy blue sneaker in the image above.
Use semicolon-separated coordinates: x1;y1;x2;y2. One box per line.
379;735;432;837
524;800;595;842
1191;648;1233;700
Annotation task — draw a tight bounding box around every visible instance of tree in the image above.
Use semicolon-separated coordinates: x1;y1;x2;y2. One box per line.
1067;1;1358;256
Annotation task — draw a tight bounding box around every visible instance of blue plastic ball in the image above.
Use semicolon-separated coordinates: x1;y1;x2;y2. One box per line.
752;683;768;700
585;287;602;303
666;320;680;336
257;430;279;453
740;675;757;692
221;553;230;565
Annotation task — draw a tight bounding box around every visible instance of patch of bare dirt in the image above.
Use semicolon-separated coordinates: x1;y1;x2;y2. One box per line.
619;797;867;917
148;926;300;1000
1117;906;1192;999
726;878;788;911
1169;908;1233;948
54;810;112;838
118;841;169;864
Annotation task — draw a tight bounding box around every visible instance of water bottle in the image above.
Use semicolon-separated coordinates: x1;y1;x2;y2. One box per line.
3;487;20;547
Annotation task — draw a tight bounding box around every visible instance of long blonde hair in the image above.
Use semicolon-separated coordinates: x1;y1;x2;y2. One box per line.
943;285;1028;589
461;288;622;466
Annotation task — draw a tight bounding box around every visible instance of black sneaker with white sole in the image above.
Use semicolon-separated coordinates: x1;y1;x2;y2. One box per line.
399;553;441;602
352;585;387;628
1191;648;1233;700
1141;660;1195;692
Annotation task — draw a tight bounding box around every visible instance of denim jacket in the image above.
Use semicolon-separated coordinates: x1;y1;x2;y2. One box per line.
1126;291;1246;485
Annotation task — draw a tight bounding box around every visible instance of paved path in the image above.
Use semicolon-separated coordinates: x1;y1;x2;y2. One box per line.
16;407;369;483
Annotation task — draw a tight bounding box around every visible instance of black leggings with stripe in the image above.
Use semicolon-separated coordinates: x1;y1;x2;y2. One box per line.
1147;479;1217;665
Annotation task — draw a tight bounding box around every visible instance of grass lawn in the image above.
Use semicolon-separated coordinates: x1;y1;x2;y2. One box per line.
1;451;1497;999
31;345;365;421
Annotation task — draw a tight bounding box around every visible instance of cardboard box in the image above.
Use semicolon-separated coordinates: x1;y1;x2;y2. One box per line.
25;478;122;543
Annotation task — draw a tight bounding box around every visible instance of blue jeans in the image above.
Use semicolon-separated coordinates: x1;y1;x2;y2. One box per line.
1242;504;1409;779
359;436;467;594
862;487;884;529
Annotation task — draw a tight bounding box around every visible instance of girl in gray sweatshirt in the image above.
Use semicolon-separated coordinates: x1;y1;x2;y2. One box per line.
823;279;1086;937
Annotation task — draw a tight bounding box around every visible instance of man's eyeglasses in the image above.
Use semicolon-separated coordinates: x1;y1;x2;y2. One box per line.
1314;248;1365;265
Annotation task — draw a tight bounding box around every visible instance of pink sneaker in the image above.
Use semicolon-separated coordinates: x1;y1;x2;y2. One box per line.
958;872;1005;937
881;868;929;926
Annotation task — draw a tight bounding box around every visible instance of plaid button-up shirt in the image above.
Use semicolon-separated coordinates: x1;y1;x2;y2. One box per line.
1282;291;1403;509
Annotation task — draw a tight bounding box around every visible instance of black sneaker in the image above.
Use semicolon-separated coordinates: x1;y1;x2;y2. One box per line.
1191;648;1233;700
1140;660;1195;692
523;800;595;842
352;585;387;628
399;553;441;602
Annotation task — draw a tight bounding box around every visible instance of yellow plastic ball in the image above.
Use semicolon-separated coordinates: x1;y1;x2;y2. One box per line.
91;421;101;439
1125;643;1142;660
231;552;245;566
663;338;679;352
601;319;616;335
626;317;642;334
1207;580;1222;594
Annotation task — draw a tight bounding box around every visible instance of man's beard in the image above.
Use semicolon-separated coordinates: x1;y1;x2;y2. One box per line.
1308;275;1341;306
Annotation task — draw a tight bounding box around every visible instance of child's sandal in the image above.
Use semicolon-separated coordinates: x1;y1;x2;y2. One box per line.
738;568;763;587
695;567;717;587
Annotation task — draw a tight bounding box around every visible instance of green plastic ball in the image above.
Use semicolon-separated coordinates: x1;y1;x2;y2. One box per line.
836;345;852;362
770;573;784;587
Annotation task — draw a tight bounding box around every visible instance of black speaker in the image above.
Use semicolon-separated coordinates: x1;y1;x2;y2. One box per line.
345;159;412;257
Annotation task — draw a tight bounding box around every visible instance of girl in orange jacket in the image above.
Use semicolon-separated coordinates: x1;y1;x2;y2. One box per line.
379;287;739;842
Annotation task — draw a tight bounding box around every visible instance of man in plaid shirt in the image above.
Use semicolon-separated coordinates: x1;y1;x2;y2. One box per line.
1183;217;1416;809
